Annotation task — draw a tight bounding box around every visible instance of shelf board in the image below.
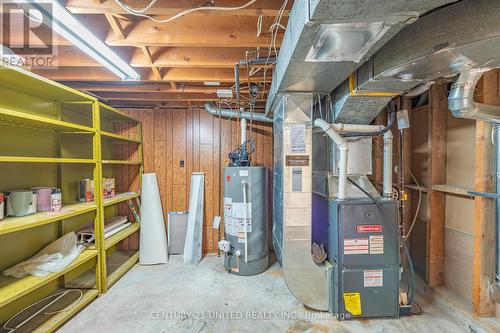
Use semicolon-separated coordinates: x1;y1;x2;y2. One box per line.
432;184;474;197
0;250;98;308
101;131;141;144
102;159;142;165
0;202;97;235
0;156;96;164
0;65;96;103
106;250;139;288
0;107;95;133
105;223;140;250
31;288;99;333
103;192;139;207
87;223;140;251
99;103;139;123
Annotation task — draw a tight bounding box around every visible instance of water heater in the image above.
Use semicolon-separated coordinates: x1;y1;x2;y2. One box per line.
221;166;269;275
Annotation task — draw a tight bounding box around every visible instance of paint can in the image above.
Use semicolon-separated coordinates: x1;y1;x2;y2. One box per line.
6;190;37;217
103;177;115;198
51;188;62;212
32;187;52;212
0;193;4;220
85;179;94;202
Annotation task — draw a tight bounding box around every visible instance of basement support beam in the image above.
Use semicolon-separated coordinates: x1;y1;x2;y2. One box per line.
427;83;447;288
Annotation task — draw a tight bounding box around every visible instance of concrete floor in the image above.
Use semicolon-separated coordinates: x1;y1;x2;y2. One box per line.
60;256;476;333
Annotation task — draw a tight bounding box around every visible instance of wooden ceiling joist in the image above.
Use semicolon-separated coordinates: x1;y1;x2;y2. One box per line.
64;82;249;94
106;16;285;48
33;67;272;82
96;91;268;102
3;1;287;107
66;0;291;17
51;46;274;69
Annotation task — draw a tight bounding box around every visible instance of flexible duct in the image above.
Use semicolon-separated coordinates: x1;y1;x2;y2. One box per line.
449;69;500;122
203;103;273;123
314;119;348;200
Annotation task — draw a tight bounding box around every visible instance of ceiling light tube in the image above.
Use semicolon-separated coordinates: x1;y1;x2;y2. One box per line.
14;0;140;80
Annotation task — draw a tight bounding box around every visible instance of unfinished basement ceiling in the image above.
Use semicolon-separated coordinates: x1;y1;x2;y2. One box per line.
0;0;291;109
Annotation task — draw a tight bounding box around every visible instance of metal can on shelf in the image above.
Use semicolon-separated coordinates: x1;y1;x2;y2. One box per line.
51;188;62;212
0;192;4;220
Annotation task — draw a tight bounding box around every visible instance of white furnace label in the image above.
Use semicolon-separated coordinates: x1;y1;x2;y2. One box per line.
343;238;369;255
364;270;383;287
369;235;384;254
289;124;306;153
239;170;249;177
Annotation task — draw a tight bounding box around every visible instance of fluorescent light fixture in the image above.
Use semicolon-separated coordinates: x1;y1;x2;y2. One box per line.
306;22;390;63
216;89;233;98
14;0;140;80
203;81;221;86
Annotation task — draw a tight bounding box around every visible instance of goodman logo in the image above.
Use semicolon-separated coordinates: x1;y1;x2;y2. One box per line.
1;0;58;68
356;224;383;233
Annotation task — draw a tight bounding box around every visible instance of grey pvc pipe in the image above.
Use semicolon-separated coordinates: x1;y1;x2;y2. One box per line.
234;63;240;106
238;57;276;66
203;103;273;123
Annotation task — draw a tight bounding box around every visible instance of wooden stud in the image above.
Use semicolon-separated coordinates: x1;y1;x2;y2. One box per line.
471;70;498;316
427;83;447;288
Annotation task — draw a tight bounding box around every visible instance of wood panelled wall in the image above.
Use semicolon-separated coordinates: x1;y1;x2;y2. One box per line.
119;108;273;254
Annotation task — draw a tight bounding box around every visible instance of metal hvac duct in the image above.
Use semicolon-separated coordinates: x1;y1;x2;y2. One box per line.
265;0;457;116
203;103;273;123
330;0;500;124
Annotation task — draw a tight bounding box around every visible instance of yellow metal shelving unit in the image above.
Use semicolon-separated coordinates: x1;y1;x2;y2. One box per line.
0;66;143;332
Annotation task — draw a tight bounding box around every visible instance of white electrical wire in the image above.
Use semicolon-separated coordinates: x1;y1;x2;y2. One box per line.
403;168;422;244
260;0;288;95
256;14;263;36
3;290;83;332
117;0;158;13
113;0;257;23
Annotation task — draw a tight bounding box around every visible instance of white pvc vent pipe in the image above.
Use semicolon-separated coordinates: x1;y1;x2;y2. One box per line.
314;120;394;199
314;119;349;200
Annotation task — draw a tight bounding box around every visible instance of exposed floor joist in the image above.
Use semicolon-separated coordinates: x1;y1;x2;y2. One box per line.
65;0;292;17
1;0;287;108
